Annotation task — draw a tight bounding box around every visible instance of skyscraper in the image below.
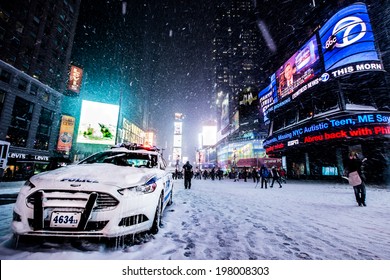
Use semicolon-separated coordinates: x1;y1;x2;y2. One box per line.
0;0;81;180
213;0;262;135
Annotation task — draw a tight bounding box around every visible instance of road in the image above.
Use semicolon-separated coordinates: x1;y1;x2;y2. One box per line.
0;179;389;260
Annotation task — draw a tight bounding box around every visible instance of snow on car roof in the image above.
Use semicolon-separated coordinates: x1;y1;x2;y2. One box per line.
109;147;160;155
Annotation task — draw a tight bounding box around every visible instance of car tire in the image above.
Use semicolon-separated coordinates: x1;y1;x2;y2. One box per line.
150;193;163;234
167;189;173;206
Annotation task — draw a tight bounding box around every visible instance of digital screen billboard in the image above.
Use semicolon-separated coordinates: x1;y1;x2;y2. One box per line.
221;94;229;131
276;35;321;100
202;125;217;146
173;134;182;147
319;3;379;71
77;100;119;145
258;73;277;123
174;122;182;135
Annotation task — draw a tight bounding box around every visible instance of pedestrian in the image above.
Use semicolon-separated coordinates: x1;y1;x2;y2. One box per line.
251;167;258;183
345;151;367;207
270;166;283;188
183;161;193;189
279;167;287;184
259;164;269;189
242;167;248;182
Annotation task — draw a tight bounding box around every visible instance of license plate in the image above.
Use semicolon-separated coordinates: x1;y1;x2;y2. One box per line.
50;212;81;228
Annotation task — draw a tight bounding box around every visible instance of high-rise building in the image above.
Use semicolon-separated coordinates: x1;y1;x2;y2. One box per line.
213;0;262;136
0;0;81;180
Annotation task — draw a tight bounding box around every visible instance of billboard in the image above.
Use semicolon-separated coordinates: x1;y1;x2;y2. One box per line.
319;3;380;71
173;134;182;147
77;100;119;145
174;122;182;135
258;3;383;121
258;73;277;123
202;125;217;146
67;65;83;94
175;112;184;120
221;94;229;131
276;35;321;100
57;115;75;152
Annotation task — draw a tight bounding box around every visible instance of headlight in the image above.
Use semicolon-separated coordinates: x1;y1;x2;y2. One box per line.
118;178;158;195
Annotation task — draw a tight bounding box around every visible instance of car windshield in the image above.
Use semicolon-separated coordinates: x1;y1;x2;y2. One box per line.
79;151;158;168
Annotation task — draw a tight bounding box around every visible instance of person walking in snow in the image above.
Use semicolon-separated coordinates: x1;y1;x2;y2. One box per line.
183;161;193;189
345;151;367;207
270;166;283;188
259;164;270;189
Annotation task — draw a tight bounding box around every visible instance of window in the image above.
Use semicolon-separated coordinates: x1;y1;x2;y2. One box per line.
285;109;297;126
344;88;376;110
0;69;11;83
18;79;28;91
42;91;50;102
7;97;34;147
298;101;313;121
273;116;284;131
313;91;339;115
34;107;54;150
30;84;39;95
0;89;6;115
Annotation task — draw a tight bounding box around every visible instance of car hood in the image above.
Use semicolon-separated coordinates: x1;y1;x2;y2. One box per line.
30;163;163;188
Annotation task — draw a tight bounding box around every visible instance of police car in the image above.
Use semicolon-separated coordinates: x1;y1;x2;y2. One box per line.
11;143;173;242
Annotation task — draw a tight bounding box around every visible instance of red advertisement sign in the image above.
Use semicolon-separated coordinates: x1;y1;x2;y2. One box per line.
67;65;83;93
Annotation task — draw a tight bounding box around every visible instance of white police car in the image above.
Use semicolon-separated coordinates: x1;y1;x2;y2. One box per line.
12;144;173;242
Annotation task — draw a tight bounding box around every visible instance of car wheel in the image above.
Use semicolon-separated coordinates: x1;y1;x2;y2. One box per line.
167;189;173;206
150;193;163;234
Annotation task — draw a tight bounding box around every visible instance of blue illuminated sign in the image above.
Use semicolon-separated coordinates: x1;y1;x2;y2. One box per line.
319;3;380;71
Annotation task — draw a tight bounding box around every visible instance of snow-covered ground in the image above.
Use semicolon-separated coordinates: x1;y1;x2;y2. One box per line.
0;179;389;260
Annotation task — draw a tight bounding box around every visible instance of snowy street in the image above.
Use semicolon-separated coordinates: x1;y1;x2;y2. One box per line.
0;179;389;260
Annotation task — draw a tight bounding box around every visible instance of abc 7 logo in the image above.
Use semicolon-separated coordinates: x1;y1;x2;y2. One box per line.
325;16;366;50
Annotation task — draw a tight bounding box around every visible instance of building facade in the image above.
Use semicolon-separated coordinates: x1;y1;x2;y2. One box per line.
213;0;268;169
258;1;390;184
0;0;81;180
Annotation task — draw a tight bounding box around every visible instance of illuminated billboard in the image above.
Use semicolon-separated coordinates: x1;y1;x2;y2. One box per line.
67;65;83;94
175;112;184;120
276;35;321;100
258;3;383;121
57;115;75;152
202;125;217;146
319;3;380;71
221;94;229;131
174;122;182;135
258;73;277;123
77;100;119;145
173;134;182;147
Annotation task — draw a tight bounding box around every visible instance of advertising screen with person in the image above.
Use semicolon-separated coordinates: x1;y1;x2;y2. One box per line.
276;35;321;100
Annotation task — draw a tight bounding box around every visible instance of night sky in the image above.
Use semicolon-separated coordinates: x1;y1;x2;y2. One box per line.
72;0;216;162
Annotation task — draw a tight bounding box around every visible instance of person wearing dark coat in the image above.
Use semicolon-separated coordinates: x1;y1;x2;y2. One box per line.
259;165;269;189
183;161;193;189
270;166;283;188
345;151;367;206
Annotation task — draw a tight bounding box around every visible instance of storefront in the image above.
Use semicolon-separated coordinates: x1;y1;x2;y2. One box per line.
4;150;52;181
264;112;390;183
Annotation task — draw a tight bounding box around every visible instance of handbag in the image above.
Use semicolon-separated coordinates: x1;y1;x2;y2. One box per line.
348;171;362;186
